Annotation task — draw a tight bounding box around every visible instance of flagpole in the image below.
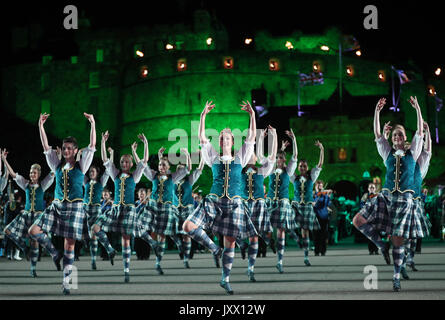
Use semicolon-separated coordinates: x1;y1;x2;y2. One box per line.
338;42;343;113
297;70;301;117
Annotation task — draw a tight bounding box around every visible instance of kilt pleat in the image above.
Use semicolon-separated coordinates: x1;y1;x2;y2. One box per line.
186;195;258;239
292;202;321;230
5;210;42;239
94;204;138;236
266;198;297;231
32;200;89;241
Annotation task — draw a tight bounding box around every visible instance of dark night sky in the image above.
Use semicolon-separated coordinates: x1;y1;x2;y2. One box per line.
1;0;443;75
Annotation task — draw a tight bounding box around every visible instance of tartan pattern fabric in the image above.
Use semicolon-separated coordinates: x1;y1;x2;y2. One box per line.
5;210;42;239
33;200;89;241
135;199;179;236
266;198;297;231
186;195;258;239
292;202;321;230
94;204;138;236
175;205;194;235
245;199;272;233
83;204;102;238
357;190;431;239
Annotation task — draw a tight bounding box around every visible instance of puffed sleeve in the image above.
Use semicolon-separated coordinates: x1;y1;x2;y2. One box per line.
311;167;322;182
41;172;55;192
409;132;424;163
100;171;110;187
417;150;432;180
44;148;61;173
14;174;29;191
375;136;391;162
188;168;203;186
286;157;297;176
258;158;275;177
144;166;157;181
172;166;188;183
132;161;148;184
236;140;255;168
103;160;119;181
79;147;96;174
200;141;218;167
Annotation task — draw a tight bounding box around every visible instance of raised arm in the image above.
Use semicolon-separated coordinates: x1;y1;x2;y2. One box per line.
199;101;215;145
108;147;114;164
101;131;109;163
268;125;278;162
184;148;192;172
38;113;51;152
197;151;205;171
423;121;432;154
131;142;141;163
138;133;149;164
256;129;266;164
158;147;165;162
315;140;324;168
84;113;96;149
374;98;386;140
408;96;424;137
1;150;16;179
285;129;298;161
241;100;256;144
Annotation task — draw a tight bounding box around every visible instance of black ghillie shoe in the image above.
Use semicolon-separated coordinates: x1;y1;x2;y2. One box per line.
276;263;284;274
155;264;164;275
109;249;116;266
393;278;401;292
213;247;222;268
53;252;63;271
400;267;410;280
220;281;234;295
124;272;130;283
247;270;256;282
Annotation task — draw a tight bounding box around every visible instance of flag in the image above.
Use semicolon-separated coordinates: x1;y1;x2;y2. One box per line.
299;72;324;86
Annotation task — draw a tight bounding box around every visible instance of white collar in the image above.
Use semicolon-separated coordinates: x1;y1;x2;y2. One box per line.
394;149;405;157
220;155;233;161
275;168;283;174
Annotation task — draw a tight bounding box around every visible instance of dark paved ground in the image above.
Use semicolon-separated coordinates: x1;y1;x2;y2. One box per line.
1;239;444;300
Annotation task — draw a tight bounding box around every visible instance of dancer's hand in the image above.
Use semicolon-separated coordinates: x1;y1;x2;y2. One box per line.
375;98;386;113
101;131;109;143
240;100;254;114
39;113;50;127
383;121;392;140
202;100;215;115
84;112;95;124
408;96;420;110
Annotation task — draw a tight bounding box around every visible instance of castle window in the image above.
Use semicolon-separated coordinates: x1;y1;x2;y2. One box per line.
223;57;234;69
269;59;279;71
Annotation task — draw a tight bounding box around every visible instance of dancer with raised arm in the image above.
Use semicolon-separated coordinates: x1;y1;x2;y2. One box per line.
92;130;148;283
239;125;277;281
266;129;298;274
135;146;189;275
183;100;257;295
353;97;427;292
29;112;96;295
291;139;324;266
83;162;110;270
2;149;54;277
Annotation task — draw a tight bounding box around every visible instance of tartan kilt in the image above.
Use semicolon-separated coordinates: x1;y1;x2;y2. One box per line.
175;205;195;235
292;202;321;230
94;204;138;236
407;199;432;239
186;194;258;239
358;190;430;239
145;199;180;236
134;202;154;237
83;204;102;238
266;198;298;231
245;199;272;233
32;200;89;241
5;210;42;239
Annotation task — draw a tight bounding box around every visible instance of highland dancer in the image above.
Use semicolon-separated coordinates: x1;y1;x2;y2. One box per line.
92;130;148;283
266;129;298;274
238;125;277;281
353;97;429;292
29;112;96;295
174;151;205;268
183;100;257;295
135;146;189;275
2;150;54;277
402;121;432;276
291;139;324;266
83;160;111;270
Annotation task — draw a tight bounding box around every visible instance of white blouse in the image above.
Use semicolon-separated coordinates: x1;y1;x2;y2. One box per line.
200;140;255;168
44;146;96;175
14;173;55;192
104;160;146;184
